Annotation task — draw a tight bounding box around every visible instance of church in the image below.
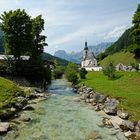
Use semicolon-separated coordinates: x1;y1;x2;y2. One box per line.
81;42;102;71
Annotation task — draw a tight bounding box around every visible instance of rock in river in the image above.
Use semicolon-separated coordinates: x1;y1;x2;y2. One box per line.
0;122;10;133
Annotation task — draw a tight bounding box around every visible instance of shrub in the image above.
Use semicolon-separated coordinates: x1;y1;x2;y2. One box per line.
65;63;78;84
103;62;116;80
79;68;88;79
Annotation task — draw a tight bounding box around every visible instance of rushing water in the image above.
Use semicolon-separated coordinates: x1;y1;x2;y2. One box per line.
3;79;126;140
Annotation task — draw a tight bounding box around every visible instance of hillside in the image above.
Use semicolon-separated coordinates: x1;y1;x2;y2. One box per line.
42;52;69;66
0;76;22;109
98;28;133;61
54;42;112;63
80;71;140;121
99;51;136;66
54;50;79;63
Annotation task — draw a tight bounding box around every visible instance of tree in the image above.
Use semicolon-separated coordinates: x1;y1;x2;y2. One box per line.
0;9;33;59
79;68;87;79
103;62;116;80
53;61;64;79
132;4;140;58
31;15;47;58
0;9;51;84
65;63;78;84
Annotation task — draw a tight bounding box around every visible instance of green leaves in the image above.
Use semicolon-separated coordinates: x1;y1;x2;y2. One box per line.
79;68;87;79
131;4;140;58
65;63;78;84
103;62;116;80
0;9;32;58
0;9;47;59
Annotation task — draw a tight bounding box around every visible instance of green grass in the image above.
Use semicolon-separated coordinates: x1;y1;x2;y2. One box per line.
99;51;136;66
80;71;140;121
0;76;23;108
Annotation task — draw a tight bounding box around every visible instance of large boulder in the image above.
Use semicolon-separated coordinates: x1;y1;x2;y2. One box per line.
104;98;119;115
136;121;140;132
124;131;133;138
117;110;129;120
94;105;100;111
0;122;10;133
27;92;37;99
94;94;106;103
102;118;113;128
14;97;28;110
120;120;135;131
89;98;94;103
35;88;44;93
0;109;15;120
83;87;93;94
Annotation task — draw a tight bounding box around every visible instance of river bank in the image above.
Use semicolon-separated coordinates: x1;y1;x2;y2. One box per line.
73;85;140;140
0;86;49;135
1;79;128;140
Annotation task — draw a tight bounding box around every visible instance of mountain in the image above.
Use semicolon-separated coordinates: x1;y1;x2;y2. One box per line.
54;50;81;63
98;27;138;66
54;42;113;63
42;52;69;66
98;28;133;60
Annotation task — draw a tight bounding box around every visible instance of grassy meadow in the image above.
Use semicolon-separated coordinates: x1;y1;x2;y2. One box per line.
80;71;140;121
99;51;136;66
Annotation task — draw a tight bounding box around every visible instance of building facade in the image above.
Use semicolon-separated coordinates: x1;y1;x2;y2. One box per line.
81;42;102;71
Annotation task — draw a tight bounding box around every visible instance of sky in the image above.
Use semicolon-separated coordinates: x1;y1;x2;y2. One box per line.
0;0;139;54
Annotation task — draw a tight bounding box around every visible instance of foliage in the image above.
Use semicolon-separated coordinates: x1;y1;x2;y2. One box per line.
41;52;69;66
53;61;64;79
103;62;116;80
79;68;87;79
31;15;47;58
131;62;139;71
131;4;140;59
96;52;107;61
0;9;33;59
0;26;4;53
0;9;51;84
80;71;140;121
65;63;78;84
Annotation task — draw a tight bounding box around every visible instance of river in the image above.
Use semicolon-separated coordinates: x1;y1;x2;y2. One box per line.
3;79;126;140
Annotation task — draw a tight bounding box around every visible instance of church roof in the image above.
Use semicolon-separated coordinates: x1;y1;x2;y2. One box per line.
84;46;88;50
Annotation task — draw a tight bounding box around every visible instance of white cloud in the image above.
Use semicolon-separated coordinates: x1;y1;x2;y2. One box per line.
49;21;127;47
104;25;128;40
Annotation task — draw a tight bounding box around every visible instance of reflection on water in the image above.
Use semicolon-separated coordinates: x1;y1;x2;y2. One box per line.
3;79;126;140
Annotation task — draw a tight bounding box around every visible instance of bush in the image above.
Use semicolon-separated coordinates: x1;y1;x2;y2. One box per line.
103;62;116;80
53;66;64;79
79;68;87;79
65;70;78;84
65;63;78;84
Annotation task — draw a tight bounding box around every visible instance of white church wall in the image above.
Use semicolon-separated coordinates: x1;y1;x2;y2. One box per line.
84;66;103;71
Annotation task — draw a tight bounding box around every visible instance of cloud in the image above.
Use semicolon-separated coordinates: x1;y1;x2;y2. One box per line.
104;25;128;40
49;20;128;47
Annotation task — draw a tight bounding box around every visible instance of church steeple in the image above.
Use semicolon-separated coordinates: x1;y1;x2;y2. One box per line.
84;41;88;50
